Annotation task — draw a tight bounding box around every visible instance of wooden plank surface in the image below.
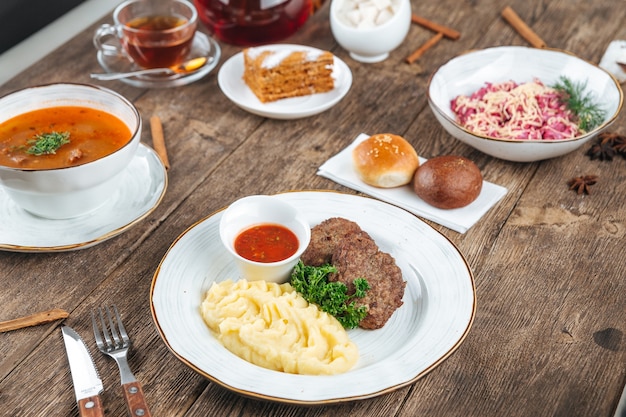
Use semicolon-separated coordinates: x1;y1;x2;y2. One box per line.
1;0;626;416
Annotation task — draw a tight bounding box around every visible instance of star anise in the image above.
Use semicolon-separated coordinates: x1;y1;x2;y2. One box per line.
586;132;626;161
586;133;617;161
612;135;626;158
567;175;598;195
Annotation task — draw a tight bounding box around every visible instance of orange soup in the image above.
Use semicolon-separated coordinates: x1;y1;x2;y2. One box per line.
0;106;132;170
234;224;299;263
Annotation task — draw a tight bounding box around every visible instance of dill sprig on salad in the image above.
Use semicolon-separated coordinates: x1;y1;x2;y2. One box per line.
552;76;606;132
451;75;606;140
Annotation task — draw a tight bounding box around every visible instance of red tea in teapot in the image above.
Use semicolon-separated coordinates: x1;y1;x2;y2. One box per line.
194;0;311;46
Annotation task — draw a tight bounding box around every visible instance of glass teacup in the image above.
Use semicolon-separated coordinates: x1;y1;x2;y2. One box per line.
93;0;198;69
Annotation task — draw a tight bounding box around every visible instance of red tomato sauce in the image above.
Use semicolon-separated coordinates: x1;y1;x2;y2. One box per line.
234;224;299;263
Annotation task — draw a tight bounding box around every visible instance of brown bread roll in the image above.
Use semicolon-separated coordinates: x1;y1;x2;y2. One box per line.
412;155;482;209
352;133;419;188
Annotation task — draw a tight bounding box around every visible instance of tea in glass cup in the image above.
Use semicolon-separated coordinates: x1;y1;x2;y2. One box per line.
94;0;198;69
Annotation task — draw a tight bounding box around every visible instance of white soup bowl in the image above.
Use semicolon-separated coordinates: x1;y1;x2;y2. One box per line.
0;83;141;219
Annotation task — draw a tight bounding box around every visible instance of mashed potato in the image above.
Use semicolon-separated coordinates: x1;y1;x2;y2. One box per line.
201;279;359;375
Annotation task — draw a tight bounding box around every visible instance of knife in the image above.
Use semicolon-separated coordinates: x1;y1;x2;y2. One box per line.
61;325;105;417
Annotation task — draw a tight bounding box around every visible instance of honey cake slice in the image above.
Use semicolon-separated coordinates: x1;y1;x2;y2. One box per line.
243;47;335;103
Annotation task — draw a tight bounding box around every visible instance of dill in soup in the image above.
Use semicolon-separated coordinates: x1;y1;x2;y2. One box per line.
0;106;132;170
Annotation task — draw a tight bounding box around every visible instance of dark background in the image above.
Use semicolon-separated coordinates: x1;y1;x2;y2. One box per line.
0;0;88;53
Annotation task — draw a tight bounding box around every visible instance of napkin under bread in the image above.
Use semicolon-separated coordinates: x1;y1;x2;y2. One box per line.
317;133;508;233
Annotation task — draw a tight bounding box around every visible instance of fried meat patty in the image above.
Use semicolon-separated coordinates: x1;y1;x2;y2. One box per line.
300;217;365;266
330;231;405;329
300;217;405;329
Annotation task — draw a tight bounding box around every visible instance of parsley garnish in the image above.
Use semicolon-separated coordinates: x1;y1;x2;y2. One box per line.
552;76;607;132
290;261;370;329
27;131;70;155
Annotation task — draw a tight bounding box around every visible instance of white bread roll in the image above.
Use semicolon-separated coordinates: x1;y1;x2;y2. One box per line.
352;133;419;188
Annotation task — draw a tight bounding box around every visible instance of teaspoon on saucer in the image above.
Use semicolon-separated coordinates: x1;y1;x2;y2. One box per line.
90;56;210;80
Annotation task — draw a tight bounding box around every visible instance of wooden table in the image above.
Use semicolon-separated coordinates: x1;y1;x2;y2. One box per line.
1;1;625;416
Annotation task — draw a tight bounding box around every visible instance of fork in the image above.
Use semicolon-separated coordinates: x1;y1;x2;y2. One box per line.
92;305;152;417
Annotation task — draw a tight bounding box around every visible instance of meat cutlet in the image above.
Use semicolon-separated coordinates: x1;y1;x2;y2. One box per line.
299;217;406;329
330;230;405;329
300;217;366;266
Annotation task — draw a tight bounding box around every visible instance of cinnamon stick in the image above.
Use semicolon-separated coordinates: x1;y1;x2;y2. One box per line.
406;32;444;64
150;116;170;170
0;308;69;333
501;6;547;48
411;14;461;40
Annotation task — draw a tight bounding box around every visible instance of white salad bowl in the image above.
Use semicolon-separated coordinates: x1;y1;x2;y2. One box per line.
427;46;623;162
0;83;141;219
219;195;311;284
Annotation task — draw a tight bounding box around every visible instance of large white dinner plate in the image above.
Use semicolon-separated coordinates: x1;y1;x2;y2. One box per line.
0;144;167;252
151;191;475;404
217;44;352;119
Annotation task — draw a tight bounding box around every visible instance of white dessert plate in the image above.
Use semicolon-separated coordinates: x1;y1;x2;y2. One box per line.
217;44;352;119
0;144;167;252
151;190;475;404
96;32;221;88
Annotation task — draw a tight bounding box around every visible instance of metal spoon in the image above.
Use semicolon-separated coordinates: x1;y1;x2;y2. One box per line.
90;56;210;81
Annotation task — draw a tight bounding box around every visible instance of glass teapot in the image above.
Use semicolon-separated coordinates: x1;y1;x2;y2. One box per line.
194;0;314;46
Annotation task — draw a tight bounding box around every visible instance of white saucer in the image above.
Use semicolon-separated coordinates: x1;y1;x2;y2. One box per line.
96;32;221;88
218;44;352;119
0;144;167;252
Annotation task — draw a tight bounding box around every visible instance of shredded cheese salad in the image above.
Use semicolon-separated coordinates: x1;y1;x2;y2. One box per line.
450;79;582;140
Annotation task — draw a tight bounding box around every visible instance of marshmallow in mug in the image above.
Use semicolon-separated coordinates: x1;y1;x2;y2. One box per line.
336;0;401;28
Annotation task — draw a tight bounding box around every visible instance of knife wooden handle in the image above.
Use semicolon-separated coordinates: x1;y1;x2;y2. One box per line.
0;308;69;332
78;395;104;417
122;381;152;417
